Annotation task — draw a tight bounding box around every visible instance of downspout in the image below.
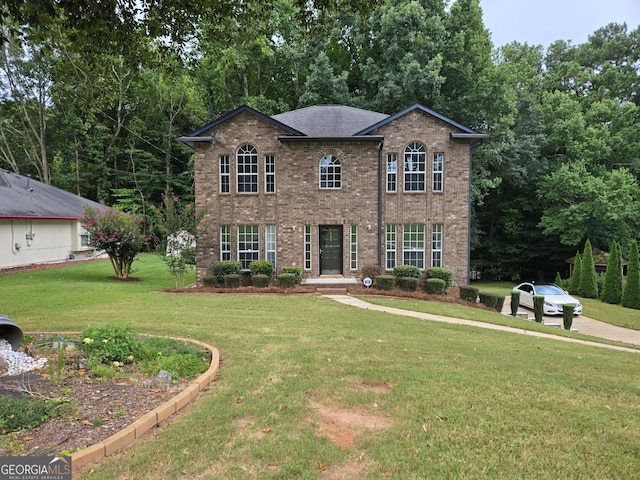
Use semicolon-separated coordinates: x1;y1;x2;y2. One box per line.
377;139;384;268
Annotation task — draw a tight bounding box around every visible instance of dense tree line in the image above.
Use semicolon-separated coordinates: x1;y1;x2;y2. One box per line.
1;0;639;279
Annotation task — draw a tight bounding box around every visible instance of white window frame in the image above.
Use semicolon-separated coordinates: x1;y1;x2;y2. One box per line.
319;155;341;189
350;225;358;271
236;144;258;193
386;224;396;270
403;224;425;269
265;155;275;193
432;224;443;267
220;225;231;261
220;155;230;194
404;143;426;192
266;225;276;267
386;153;397;192
433;152;443;192
304;225;312;271
237;225;259;269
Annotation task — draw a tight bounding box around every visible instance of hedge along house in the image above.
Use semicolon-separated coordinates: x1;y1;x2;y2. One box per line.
178;104;487;286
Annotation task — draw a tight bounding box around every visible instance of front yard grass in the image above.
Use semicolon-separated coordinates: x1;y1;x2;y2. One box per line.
1;258;640;479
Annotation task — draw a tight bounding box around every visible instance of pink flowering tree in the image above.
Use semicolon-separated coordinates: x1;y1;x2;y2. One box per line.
82;206;146;279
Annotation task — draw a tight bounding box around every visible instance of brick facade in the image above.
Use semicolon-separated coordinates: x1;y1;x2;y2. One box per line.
186;105;480;286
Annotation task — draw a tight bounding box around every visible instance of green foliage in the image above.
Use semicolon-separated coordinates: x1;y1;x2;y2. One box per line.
533;295;544;323
479;292;503;312
0;397;61;434
510;290;520;316
562;304;575;330
601;240;623;304
223;274;241;288
393;265;421;280
80;324;140;365
426;278;446;295
554;272;563;287
459;286;479;302
280;266;302;284
202;276;217;287
137;337;210;380
277;273;296;288
426;267;453;291
212;261;242;284
622;239;640;309
376;275;396;291
568;252;582;295
579;239;598;298
361;265;383;283
249;260;275;279
82;206;145;279
251;274;271;288
398;277;419;292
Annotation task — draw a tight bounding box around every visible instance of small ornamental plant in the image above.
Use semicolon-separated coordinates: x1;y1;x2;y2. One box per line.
562;304;575;330
533;295;545;323
510;290;520;317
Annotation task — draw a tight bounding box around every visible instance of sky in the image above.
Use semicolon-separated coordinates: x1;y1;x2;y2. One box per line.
480;0;640;48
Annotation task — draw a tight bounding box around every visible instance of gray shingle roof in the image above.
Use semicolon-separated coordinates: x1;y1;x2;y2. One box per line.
0;169;107;219
272;105;389;137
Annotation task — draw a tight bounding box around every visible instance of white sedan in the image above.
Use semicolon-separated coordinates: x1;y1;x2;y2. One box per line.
514;282;582;316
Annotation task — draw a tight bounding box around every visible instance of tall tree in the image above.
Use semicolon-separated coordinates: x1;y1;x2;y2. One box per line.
578;239;598;298
601;240;623;304
622;239;640;309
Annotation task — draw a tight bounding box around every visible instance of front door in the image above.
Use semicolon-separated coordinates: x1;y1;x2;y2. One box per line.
319;225;343;275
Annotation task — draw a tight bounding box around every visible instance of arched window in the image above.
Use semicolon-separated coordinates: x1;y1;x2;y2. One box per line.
319;155;341;189
236;144;258;193
404;143;425;192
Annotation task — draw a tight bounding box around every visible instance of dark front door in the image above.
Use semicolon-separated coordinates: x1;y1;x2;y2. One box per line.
319;225;343;275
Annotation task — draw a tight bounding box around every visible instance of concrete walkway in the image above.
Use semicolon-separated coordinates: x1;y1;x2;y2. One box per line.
325;295;640;354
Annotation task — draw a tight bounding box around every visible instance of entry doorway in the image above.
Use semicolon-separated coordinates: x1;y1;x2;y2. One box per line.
319;225;343;275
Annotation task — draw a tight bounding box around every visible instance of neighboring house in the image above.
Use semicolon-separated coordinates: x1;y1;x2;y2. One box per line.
0;168;107;270
178;104;487;286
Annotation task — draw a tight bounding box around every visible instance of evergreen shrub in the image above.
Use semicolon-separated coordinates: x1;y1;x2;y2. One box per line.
426;267;453;291
510;290;520;316
533;295;544;323
622;239;640;309
213;260;242;284
362;265;383;284
249;260;274;279
203;277;216;287
223;274;241;288
568;252;582;295
376;275;396;291
562;304;575;330
426;278;446;295
280;266;302;284
459;286;479;302
601;240;623;304
252;274;271;288
398;276;419;291
579;239;598;298
277;273;296;288
479;292;498;310
393;265;421;280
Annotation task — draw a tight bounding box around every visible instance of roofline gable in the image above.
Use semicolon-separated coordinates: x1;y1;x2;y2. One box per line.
356;104;480;136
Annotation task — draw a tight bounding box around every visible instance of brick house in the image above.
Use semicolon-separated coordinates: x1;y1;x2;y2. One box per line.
178;104;487;286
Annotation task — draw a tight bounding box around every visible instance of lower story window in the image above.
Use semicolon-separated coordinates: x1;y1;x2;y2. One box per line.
266;225;276;267
350;225;357;271
304;225;312;270
386;224;396;270
220;225;231;261
403;224;425;269
238;225;259;269
432;224;443;267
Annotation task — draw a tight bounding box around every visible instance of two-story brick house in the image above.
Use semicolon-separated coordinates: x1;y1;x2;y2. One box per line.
178;104;487;286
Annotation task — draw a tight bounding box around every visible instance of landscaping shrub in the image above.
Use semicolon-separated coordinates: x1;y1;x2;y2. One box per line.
426;267;453;291
562;304;575;330
622;239;640;309
426;278;446;295
533;295;544;323
393;265;421;280
579;239;598;298
249;260;274;280
376;275;396;291
252;274;271;288
202;276;217;287
398;276;419;291
0;397;61;434
138;337;211;380
510;290;520;316
479;292;499;310
494;295;505;313
223;274;241;288
459;286;478;302
213;260;242;284
361;265;383;284
280;266;302;284
601;240;623;304
568;252;582;295
277;273;296;288
80;324;140;365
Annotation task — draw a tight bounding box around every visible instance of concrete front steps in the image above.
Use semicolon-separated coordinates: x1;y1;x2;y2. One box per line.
302;276;358;295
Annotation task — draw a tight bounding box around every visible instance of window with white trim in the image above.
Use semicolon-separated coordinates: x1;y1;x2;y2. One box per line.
237;225;259;269
404;143;425;192
433;152;443;192
432;224;443;267
304;225;312;270
220;225;231;261
265;155;275;193
350;225;357;271
237;144;258;193
266;225;276;266
319;155;341;189
220;155;230;194
386;224;396;270
403;224;425;269
386;153;397;192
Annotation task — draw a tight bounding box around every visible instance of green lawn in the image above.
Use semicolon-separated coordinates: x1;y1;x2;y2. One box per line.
2;257;640;479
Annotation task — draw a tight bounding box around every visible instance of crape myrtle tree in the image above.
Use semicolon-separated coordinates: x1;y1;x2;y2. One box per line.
82;205;146;279
600;240;623;304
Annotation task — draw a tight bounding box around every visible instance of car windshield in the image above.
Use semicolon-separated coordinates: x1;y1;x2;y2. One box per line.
535;285;565;296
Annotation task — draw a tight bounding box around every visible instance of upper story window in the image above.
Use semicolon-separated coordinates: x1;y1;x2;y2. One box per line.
319;155;341;189
265;155;275;193
433;152;443;192
386;153;397;192
404;143;425;192
237;144;258;193
220;155;230;194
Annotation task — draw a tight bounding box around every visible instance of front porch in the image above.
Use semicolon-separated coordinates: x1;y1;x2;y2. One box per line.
302;276;358;294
